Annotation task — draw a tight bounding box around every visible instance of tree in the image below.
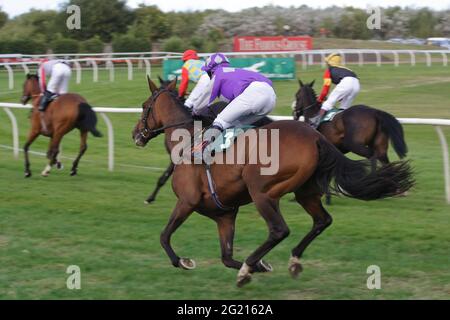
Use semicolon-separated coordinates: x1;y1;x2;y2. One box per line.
112;34;150;52
81;36;104;53
409;9;438;38
162;36;184;52
59;0;134;42
127;5;171;42
0;6;8;28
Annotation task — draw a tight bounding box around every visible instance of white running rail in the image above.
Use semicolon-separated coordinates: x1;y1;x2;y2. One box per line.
1;102;449;204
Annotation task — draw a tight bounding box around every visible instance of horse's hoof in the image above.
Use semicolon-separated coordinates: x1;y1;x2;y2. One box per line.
254;260;273;273
56;162;64;170
25;172;32;178
41;172;49;177
288;256;303;279
145;197;155;204
236;273;252;288
70;170;77;176
179;258;196;270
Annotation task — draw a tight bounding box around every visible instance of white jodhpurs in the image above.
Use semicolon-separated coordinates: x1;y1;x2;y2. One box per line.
321;77;360;111
213;81;276;129
46;63;72;94
185;73;211;110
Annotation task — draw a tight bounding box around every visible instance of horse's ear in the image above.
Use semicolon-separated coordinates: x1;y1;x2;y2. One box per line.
157;75;164;85
26;73;31;79
309;80;315;87
298;79;304;87
147;75;158;94
167;76;177;91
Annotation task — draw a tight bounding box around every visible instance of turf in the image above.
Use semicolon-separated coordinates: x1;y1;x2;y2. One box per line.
0;64;449;299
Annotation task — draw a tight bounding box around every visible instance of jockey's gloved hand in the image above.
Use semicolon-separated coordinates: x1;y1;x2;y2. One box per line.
310;115;321;129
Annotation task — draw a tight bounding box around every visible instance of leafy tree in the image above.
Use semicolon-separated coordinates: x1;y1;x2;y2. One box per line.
81;36;104;52
127;5;171;42
162;36;184;52
51;37;80;53
409;9;438;38
112;34;150;52
59;0;134;41
0;6;8;28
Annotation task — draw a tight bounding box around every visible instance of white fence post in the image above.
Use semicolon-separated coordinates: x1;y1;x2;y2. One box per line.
3;107;19;159
143;59;151;78
21;63;30;75
5;65;14;89
73;61;82;84
408;50;416;66
106;60;115;82
99;112;114;172
89;59;98;82
435;126;450;204
358;51;364;67
425;51;432;67
392;51;400;67
441;52;448;67
374;50;381;67
125;59;133;81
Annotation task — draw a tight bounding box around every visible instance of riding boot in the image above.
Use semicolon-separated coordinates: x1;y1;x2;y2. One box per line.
39;90;53;135
39;90;54;112
192;124;224;161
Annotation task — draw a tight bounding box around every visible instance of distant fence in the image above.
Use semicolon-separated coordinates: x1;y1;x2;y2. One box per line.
1;102;449;204
1;49;450;90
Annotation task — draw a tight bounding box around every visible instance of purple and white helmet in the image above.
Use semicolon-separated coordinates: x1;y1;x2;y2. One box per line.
202;53;230;74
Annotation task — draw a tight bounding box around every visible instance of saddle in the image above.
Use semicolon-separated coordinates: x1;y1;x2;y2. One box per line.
321;108;344;124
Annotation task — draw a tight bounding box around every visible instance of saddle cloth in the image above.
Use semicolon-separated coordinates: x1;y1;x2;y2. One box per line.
321;108;344;124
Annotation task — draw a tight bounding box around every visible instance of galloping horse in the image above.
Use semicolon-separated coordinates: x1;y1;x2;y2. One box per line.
144;77;272;204
294;80;407;165
21;74;102;177
132;77;414;287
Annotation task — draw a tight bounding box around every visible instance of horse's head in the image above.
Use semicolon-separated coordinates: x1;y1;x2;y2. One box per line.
21;74;40;105
132;76;177;147
294;79;320;122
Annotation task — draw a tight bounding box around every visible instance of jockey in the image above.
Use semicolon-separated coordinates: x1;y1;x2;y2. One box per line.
38;59;72;112
191;53;276;152
179;49;211;110
313;53;360;127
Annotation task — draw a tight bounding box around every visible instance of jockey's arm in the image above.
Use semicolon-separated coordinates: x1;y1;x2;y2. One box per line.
38;64;47;92
191;77;215;114
318;69;332;103
178;67;189;97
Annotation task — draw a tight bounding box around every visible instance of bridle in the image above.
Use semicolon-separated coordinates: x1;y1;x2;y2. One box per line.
138;88;193;141
295;88;320;119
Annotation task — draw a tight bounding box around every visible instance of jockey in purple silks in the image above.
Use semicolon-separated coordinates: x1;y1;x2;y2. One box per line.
189;53;277;152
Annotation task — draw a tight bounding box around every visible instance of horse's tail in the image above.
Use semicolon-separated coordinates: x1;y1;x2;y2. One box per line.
314;137;414;201
376;110;408;158
77;103;102;137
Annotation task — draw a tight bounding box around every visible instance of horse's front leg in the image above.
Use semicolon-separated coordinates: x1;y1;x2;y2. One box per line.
160;200;195;270
24;130;40;178
145;162;174;204
216;212;273;272
42;132;63;177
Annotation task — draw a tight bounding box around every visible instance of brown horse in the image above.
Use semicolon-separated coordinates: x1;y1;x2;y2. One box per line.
294;80;407;165
144;77;272;204
132;77;413;287
21;74;102;177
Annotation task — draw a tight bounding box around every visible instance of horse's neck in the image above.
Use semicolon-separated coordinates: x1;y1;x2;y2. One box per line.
161;99;192;152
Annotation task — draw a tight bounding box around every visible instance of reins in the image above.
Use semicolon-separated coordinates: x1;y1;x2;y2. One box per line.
139;89;193;140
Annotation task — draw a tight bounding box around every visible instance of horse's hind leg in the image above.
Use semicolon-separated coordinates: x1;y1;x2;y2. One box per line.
145;162;174;204
42;132;63;177
70;131;88;176
24;130;40;178
237;196;289;287
289;192;332;279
